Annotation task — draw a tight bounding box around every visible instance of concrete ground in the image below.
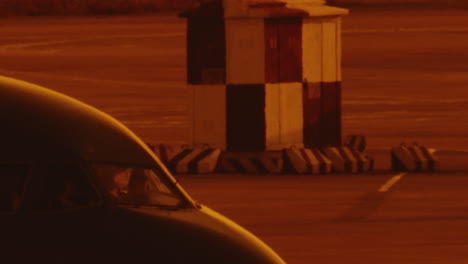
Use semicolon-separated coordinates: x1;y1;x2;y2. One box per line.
2;8;468;264
179;172;468;264
2;9;468;152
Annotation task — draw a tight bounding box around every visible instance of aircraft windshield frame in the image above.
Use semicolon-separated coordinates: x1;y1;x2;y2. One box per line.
92;163;189;209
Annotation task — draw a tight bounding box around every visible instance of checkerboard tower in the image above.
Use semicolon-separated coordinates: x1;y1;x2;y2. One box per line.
181;0;348;152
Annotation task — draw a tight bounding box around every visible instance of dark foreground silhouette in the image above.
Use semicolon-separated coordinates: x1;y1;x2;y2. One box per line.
0;76;285;264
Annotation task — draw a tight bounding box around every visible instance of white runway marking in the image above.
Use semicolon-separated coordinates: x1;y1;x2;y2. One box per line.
0;32;183;52
0;69;179;87
378;173;406;192
343;27;468;34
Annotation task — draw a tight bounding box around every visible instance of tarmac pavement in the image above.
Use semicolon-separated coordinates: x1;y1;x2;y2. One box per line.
2;8;468;264
180;171;468;264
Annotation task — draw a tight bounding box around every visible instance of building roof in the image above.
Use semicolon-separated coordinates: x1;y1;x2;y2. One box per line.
181;0;348;19
228;0;348;18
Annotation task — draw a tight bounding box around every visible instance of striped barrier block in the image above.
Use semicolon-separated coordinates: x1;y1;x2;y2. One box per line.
348;147;375;172
344;135;367;153
219;152;283;174
146;143;189;165
391;143;439;172
168;146;222;174
284;147;332;174
322;146;373;173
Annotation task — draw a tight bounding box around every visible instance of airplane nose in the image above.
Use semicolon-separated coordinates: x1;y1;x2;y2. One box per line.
196;206;286;264
114;206;286;264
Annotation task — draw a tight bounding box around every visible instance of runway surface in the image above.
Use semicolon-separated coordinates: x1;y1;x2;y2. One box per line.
2;9;468;151
2;8;468;263
180;172;468;264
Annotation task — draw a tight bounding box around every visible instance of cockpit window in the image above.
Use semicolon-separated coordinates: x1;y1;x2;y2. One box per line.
26;163;102;211
0;164;29;213
92;164;183;208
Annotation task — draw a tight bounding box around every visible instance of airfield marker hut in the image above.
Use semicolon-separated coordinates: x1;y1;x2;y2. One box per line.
181;0;348;152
